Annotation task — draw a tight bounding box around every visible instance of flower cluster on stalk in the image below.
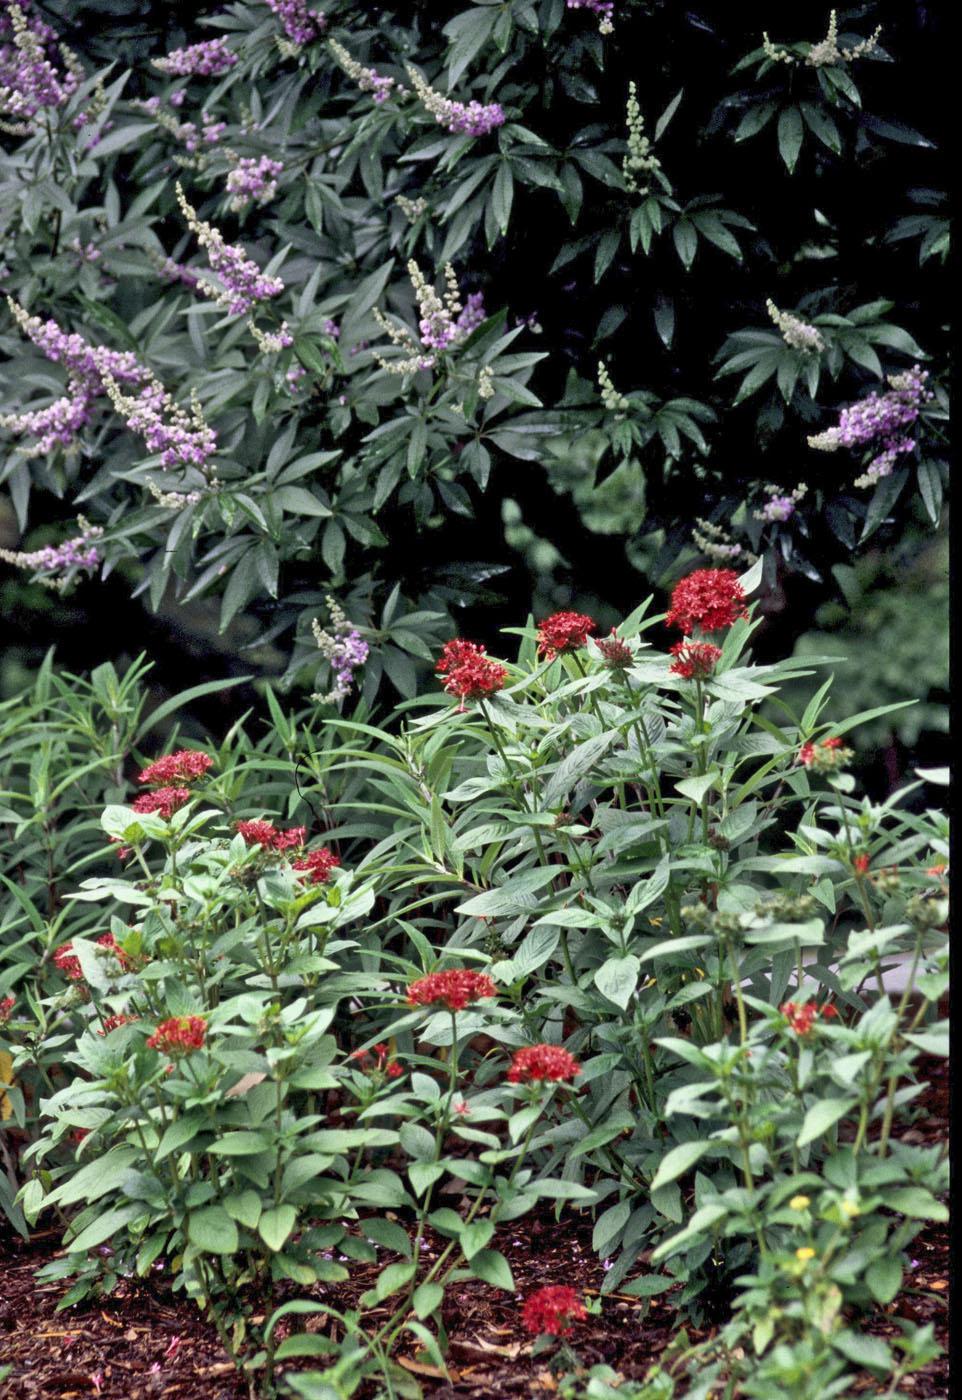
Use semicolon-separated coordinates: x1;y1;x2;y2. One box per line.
176;183;285;316
265;0;326;47
0;519;103;591
132;786;191;820
146;1015;207;1054
0;2;78;129
404;64;505;137
807;365;931;489
622;81;660;195
797;736;853;773
669;641;722;680
766;300;824;354
507;1044;581;1085
754;482;807;525
666;568;748;636
138;749;213;786
311;596;370;705
152;38;236;78
226;155;283;211
780;1000;839;1035
406;969;497;1012
435;639;507;707
537;611;596;661
328;38;397;104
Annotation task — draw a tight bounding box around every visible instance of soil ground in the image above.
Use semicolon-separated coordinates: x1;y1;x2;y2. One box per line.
0;1060;948;1400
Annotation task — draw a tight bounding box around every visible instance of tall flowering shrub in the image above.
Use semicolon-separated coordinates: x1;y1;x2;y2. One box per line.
0;1;948;703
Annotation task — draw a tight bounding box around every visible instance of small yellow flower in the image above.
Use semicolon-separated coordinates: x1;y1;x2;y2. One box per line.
795;1246;816;1262
789;1195;811;1210
840;1199;861;1218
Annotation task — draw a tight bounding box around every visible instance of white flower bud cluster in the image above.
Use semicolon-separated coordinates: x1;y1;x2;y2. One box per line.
597;362;629;412
766;300;825;354
763;12;881;69
623;82;661;196
692;517;755;563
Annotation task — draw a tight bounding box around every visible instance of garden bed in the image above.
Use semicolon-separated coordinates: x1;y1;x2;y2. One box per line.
1;1061;947;1400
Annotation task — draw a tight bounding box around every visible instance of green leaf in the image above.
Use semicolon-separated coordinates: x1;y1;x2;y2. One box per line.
594;954;640;1009
777;106;804;172
797;1097;855;1147
412;1281;444;1319
469;1248;515;1291
650;1140;712;1190
66;1204;142;1254
224;1191;263;1230
672;219;698;269
460;1220;494;1260
209;1131;271;1156
375;1259;417;1300
655;88;684;141
865;1255;902;1304
885;1188;948;1222
188;1206;239;1255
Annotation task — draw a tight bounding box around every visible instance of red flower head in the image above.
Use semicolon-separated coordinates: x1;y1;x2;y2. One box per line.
147;1015;207;1056
595;628;633;670
852;853;871;876
292;846;341;884
819;1003;839;1019
537;611;596;661
406;969;498;1012
435;639;507;706
235;819;279;848
0;994;14;1024
521;1285;587;1337
132;787;191;820
138;750;213;787
507;1043;582;1085
669;641;722;680
98;1013;139;1036
666;569;748;636
53;943;83;981
780;1001;817;1035
271;826;307;852
385;1059;404;1078
96;932;133;971
797;736;852;773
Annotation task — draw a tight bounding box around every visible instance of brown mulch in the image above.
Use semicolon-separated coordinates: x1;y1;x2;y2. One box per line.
0;1059;948;1399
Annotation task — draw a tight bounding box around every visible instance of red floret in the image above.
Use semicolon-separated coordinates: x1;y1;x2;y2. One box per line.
507;1043;581;1084
521;1285;587;1337
537;611;596;661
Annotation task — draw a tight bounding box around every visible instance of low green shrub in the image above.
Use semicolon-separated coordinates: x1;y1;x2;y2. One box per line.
0;563;948;1397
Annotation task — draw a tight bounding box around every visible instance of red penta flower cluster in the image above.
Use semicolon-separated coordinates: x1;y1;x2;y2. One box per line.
53;934;128;982
98;1013;139;1036
669;641;722;680
0;994;14;1024
797;736;853;773
146;1015;207;1055
132;786;191;820
138;749;213;786
852;853;871;875
53;944;83;980
507;1043;582;1084
780;1001;839;1035
537;611;596;661
520;1285;587;1337
292;846;341;884
350;1042;404;1077
406;969;498;1012
435;639;507;705
235;819;307;851
666;568;748;636
595;628;633;670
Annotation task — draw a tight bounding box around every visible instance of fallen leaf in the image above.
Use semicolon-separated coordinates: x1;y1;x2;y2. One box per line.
396;1356;459;1381
100;1311;123;1328
928;1279;948;1291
